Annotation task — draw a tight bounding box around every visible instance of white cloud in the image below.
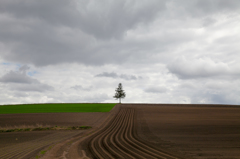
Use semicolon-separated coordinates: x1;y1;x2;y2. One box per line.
0;0;239;105
167;56;240;79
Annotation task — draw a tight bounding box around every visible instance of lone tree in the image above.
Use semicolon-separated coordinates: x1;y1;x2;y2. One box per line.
113;83;126;104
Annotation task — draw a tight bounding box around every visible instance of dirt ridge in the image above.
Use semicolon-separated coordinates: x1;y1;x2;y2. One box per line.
87;108;183;159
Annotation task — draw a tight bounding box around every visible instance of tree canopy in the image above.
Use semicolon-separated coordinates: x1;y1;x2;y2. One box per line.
113;83;126;103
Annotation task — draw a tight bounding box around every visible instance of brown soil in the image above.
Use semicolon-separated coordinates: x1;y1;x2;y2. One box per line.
0;112;108;128
42;104;121;159
1;104;240;159
84;108;183;159
132;104;240;159
0;131;54;149
0;108;116;159
0;130;86;159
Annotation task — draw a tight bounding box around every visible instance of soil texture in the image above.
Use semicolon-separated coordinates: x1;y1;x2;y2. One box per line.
1;104;240;159
133;104;240;159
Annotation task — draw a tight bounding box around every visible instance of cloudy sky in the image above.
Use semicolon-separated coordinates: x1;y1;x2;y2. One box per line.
0;0;239;105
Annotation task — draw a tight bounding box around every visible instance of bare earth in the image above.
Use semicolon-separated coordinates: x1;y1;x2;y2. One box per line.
0;109;114;159
134;104;240;159
0;104;240;159
0;112;109;128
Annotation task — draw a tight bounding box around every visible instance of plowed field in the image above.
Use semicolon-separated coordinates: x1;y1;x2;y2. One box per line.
1;104;239;159
87;108;181;159
0;130;84;159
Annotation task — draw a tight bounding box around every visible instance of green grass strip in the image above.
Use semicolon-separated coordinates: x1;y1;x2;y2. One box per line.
0;103;117;114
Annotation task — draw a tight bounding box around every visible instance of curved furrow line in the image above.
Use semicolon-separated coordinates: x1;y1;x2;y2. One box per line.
111;110;137;159
95;109;136;159
108;110;135;159
89;108;156;158
115;109;146;159
125;109;164;158
123;109;160;159
122;109;157;158
87;108;181;159
130;109;178;159
99;109;125;158
94;109;125;159
89;109;125;159
103;109;129;158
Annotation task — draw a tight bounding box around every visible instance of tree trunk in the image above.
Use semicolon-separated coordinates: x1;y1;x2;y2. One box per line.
119;98;121;104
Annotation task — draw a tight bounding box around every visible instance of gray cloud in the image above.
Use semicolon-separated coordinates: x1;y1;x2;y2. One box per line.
0;65;37;83
1;0;239;67
12;91;29;98
0;0;239;104
71;85;92;91
167;56;240;79
19;65;30;74
170;0;240;18
0;65;54;92
0;71;37;84
96;72;118;78
13;83;54;92
0;0;166;66
145;86;167;94
95;72;142;80
202;17;217;27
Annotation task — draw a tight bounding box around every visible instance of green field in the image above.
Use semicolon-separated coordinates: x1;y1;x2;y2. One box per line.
0;103;117;114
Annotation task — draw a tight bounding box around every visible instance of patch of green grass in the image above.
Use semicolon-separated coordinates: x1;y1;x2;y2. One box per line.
25;128;31;131
79;126;92;129
40;150;46;155
0;103;117;114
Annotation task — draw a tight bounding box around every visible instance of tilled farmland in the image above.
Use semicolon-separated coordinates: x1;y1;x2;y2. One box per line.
0;131;84;159
87;108;180;159
1;104;240;159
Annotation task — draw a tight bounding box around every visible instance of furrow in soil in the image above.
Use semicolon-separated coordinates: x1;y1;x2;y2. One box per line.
87;108;181;159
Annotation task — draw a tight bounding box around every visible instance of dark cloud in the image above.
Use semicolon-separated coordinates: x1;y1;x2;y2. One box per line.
0;71;36;84
0;0;167;66
95;72;141;80
0;65;54;92
0;0;239;104
0;65;37;84
1;0;238;67
76;0;167;39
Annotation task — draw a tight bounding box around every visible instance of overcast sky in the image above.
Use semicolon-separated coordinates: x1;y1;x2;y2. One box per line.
0;0;239;105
